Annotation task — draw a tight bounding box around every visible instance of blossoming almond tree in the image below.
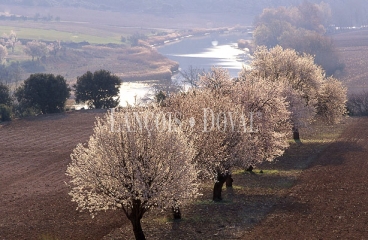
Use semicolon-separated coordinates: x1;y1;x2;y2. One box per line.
249;46;324;103
247;46;325;140
232;76;292;169
246;45;346;139
200;68;291;189
167;87;241;201
66;108;198;240
166;68;291;201
317;77;347;124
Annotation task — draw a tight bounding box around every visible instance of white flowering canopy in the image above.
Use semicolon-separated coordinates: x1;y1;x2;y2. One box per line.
317;77;347;124
66;107;199;217
244;45;347;127
232;76;292;167
166;67;292;178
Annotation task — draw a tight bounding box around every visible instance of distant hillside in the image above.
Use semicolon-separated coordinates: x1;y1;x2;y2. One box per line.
1;0;298;14
3;0;368;26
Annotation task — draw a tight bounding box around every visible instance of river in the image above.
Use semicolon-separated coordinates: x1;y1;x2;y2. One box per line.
158;32;252;78
115;32;252;107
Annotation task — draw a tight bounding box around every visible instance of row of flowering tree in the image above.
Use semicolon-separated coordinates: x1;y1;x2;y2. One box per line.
66;46;347;239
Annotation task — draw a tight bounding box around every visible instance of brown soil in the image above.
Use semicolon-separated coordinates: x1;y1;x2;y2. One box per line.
0;110;124;240
1;111;367;239
246;117;368;239
334;30;368;94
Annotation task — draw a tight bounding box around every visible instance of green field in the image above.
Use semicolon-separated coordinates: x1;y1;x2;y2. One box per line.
0;25;122;44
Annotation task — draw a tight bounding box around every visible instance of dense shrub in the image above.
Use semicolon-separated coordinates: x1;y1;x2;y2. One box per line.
0;83;12;106
0;104;12;121
74;70;121;109
15;73;71;114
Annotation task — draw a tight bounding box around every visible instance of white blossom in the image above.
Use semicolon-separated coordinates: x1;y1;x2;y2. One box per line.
66;107;199;218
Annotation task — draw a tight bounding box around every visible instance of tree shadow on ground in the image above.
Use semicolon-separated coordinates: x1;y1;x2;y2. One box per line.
308;140;364;167
257;140;363;172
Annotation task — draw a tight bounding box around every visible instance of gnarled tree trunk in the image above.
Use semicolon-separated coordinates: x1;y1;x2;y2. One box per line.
172;206;182;219
127;199;146;240
293;127;300;141
171;199;181;219
226;174;233;188
213;172;229;201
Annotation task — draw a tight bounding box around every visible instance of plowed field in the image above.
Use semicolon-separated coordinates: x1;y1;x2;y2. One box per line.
246;117;368;239
0;110;124;240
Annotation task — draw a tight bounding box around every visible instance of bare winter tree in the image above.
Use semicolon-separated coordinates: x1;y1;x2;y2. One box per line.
66;108;199;240
179;65;205;88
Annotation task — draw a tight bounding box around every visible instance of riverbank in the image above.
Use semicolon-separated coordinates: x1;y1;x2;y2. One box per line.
114;26;252;81
147;25;253;47
7;25;252;85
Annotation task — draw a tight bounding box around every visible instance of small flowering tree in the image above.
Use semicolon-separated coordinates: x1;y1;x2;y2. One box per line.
3;30;19;53
249;46;347;133
66;108;198;240
317;77;347;124
24;40;48;61
246;45;345;139
0;45;7;63
47;40;61;56
232;76;292;169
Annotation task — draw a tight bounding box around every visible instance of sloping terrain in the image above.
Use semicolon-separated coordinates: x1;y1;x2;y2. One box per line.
0;110;124;240
246;117;368;239
334;29;368;94
0;103;366;240
0;108;353;240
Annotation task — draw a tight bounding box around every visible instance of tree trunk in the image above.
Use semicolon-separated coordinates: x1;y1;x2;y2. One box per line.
131;217;145;240
128;200;146;240
213;173;227;201
172;206;182;219
293;127;300;140
226;174;233;188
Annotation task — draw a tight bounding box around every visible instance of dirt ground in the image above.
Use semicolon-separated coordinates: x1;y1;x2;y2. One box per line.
246;117;368;239
334;29;368;94
0;110;367;239
0;110;124;240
